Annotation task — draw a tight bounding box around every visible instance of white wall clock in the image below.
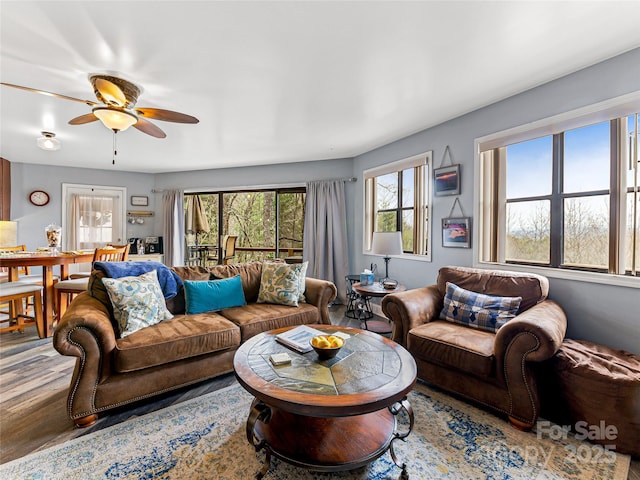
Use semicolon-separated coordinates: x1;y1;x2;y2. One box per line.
29;190;50;206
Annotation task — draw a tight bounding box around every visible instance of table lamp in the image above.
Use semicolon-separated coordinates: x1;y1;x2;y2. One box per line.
0;220;18;247
371;231;403;284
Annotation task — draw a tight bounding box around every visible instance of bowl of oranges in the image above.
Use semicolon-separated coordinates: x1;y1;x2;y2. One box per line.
310;334;345;359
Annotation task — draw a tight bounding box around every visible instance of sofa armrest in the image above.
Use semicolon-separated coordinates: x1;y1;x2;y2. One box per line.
53;292;118;420
381;285;442;346
304;277;337;324
494;299;567;365
493;299;567;426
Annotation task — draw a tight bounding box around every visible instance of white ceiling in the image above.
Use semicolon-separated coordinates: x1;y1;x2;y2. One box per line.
1;1;640;174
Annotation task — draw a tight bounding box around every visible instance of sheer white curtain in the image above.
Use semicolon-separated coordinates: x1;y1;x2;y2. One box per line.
68;194;117;250
163;190;185;266
303;180;348;304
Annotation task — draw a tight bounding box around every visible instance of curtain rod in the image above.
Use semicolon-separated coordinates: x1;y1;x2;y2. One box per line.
151;177;356;194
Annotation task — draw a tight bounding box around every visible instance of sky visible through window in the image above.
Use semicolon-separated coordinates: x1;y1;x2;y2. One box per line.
506;121;611;198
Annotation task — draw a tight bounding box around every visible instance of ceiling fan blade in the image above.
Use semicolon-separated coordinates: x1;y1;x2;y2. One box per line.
133;118;166;138
1;82;98;106
93;78;127;107
69;113;99;125
135;108;199;124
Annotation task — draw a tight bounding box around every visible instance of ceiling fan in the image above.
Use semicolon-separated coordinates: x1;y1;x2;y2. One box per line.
1;74;199;139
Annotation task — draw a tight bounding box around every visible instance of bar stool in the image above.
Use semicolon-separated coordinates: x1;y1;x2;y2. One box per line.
345;275;361;319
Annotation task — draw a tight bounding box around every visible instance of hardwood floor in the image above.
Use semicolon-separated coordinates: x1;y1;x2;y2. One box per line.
1;304;638;479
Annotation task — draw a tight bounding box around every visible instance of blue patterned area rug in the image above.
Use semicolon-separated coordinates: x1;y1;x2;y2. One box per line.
0;382;630;479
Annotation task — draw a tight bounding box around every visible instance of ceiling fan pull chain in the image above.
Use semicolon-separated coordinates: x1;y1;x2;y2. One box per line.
112;130;117;165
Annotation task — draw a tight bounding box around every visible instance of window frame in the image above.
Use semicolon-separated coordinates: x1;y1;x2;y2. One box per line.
363;151;432;261
474;92;640;288
184;186;306;264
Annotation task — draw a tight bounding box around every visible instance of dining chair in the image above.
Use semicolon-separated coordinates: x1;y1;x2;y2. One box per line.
54;244;130;318
0;244;60;321
207;235;237;265
0;282;44;337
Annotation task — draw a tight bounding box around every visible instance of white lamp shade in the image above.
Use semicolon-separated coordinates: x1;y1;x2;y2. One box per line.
93;107;138;131
371;231;403;256
0;220;18;247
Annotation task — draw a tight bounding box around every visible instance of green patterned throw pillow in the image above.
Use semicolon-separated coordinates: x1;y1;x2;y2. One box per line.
257;261;308;307
102;270;174;338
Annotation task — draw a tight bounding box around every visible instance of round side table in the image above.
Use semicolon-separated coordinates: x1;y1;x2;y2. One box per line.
352;282;406;334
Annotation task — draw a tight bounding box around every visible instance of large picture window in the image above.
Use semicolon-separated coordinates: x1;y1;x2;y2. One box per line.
477;95;639;283
364;152;431;258
184;188;305;265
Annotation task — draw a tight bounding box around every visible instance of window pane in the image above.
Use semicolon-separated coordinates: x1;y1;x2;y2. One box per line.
402;169;414;207
376;211;397;232
627;114;639;189
187;194;218;247
224;191;276;263
625;191;639;274
564;122;610;193
563;195;609;268
376;173;398;209
277;192;306;259
506;136;552;198
402;210;414;252
505;200;550;263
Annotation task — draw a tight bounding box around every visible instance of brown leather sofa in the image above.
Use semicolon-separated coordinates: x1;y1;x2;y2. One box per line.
381;266;567;429
53;261;337;427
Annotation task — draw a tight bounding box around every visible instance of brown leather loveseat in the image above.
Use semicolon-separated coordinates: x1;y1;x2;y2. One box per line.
54;261;337;427
382;266;567;429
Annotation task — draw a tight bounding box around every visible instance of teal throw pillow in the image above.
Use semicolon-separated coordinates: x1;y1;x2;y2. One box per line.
257;261;308;307
184;275;247;314
439;281;522;333
102;270;174;338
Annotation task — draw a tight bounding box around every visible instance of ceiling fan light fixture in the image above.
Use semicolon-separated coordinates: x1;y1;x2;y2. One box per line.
93;107;138;132
36;131;61;151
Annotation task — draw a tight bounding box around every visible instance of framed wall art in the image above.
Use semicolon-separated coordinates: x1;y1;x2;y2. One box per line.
130;195;148;207
434;164;460;196
442;217;471;248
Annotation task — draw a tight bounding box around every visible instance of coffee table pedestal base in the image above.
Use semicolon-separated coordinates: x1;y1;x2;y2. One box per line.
246;399;413;479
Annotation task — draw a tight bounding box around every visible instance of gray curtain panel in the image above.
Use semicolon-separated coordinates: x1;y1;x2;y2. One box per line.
303;180;348;304
162;189;185;267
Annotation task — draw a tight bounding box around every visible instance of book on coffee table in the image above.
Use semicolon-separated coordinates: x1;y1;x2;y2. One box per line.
275;325;326;353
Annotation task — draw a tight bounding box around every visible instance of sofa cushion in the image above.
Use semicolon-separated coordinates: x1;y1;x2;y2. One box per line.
257;261;308;306
209;261;264;302
169;266;214;314
184;276;247;314
437;266;547;313
220;302;320;342
114;313;241;373
408;320;495;378
440;282;521;333
102;270;174;338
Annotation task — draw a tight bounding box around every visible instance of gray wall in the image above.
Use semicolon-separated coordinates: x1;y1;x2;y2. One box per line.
10;163;157;249
351;48;640;354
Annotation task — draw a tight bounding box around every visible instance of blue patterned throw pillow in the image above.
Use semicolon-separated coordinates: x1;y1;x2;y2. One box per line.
439;282;522;333
183;275;247;314
102;270;173;338
257;261;308;307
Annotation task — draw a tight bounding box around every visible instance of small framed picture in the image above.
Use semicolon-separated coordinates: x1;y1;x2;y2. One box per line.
434;165;460;196
131;195;148;207
442;217;471;248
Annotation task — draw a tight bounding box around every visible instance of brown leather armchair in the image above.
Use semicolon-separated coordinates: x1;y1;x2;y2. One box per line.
382;266;567;429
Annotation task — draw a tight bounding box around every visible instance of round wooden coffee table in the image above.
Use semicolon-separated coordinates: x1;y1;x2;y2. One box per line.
234;324;417;479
